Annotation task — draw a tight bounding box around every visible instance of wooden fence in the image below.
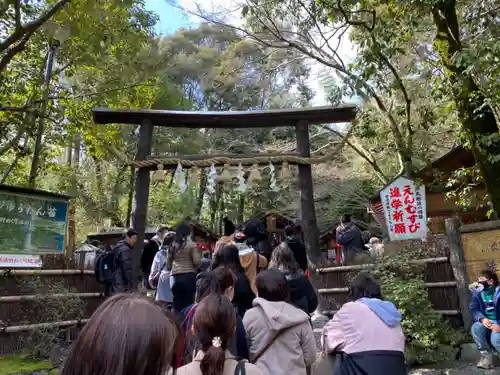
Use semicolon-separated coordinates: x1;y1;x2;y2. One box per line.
0;254;103;355
313;232;464;327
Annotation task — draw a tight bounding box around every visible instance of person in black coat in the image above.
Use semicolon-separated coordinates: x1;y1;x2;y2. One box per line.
140;226;169;290
282;225;308;272
243;219;273;260
211;244;255;317
110;229;137;295
336;215;365;264
269;244;318;315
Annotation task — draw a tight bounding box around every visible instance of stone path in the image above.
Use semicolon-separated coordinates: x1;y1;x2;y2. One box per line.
409;363;497;375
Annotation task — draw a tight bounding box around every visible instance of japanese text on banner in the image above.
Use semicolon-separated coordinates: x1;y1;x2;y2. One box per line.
380;177;427;241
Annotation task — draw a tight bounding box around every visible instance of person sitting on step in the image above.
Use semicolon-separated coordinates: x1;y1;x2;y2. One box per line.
469;269;500;369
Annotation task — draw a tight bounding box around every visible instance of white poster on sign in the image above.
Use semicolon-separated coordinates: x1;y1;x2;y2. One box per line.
380;176;427;241
0;254;42;268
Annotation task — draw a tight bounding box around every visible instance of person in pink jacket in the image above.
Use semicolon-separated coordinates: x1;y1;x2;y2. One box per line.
321;274;406;375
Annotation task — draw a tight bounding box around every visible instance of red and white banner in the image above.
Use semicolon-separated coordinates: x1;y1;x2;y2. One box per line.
380;176;427;241
0;254;42;268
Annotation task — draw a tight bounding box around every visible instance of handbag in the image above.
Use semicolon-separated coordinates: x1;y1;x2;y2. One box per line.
150;261;167;289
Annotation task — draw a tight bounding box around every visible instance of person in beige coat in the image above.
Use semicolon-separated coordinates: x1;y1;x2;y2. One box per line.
177;294;262;375
168;223;202;312
243;269;317;375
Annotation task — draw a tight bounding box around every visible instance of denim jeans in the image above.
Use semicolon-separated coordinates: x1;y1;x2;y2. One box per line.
471;321;500;353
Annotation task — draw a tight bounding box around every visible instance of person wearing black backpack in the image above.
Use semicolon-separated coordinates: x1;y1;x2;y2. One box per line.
95;229;137;296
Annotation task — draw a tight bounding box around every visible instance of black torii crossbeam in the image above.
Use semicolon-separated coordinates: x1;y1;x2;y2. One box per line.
93;105;357;287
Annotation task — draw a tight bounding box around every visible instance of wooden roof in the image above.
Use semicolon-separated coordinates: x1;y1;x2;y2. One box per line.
252;209;341;238
92;105;357;128
419;145;475;183
251;210;297;225
0;184;70;200
184;217;219;239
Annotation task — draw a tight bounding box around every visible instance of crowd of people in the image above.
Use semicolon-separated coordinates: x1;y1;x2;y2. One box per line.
82;217;410;375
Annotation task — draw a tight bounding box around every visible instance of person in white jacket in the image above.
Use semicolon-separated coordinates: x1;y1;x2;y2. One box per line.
243;269;317;375
149;232;174;307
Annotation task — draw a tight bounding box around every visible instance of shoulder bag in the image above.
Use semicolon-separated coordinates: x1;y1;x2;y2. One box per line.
252;325;296;363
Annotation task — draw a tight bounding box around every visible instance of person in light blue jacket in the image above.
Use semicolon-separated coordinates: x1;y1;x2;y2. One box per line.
469;270;500;369
149;233;174;307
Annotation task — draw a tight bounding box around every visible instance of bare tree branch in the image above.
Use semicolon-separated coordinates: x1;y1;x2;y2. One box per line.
0;30;32;73
320;124;388;184
0;126;25;157
175;1;413;174
0;0;70;53
0;0;70;73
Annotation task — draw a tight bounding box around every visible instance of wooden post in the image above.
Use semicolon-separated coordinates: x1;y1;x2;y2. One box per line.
295;122;326;320
132;121;154;290
445;216;472;330
295;122;321;259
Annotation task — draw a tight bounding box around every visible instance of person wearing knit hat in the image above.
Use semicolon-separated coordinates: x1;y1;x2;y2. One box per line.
214;217;237;253
223;217;236;236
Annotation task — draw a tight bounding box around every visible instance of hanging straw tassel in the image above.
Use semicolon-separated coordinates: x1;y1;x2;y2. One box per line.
152;164;166;182
279;162;292;181
218;164;232;183
248;164;262;185
190;167;200;186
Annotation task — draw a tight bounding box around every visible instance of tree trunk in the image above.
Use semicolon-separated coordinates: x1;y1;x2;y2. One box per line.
28;44;56;188
126;166;135;228
73;133;81;166
65;137;75;259
237;195;245;222
108;166;127;227
194;169;207;220
218;191;225;234
209;185;222;231
433;0;500;214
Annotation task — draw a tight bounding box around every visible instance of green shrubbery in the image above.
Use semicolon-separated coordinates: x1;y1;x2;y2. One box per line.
19;276;84;359
370;245;468;364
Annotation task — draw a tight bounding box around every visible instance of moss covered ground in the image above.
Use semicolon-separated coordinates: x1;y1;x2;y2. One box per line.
0;354;52;375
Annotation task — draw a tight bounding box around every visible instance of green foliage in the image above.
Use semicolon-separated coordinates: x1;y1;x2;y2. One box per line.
372;246;468;364
0;354;52;375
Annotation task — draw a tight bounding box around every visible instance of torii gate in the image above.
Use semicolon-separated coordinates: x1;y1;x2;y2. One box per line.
93;106;357;286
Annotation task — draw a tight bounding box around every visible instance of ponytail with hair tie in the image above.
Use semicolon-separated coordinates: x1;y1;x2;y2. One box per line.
195;294;236;375
212;336;222;348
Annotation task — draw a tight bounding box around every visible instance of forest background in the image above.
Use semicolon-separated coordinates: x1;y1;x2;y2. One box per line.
1;0;499;246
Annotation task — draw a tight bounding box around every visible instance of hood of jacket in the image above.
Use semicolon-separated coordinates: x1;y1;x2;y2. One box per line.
359;298;402;327
251;297;310;331
236;243;256;271
283;270;304;281
236;242;254;256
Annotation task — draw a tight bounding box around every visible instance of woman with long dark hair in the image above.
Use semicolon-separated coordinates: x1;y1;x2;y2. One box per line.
177;294;262;375
61;294;181;375
269;245;317;315
169;223;202;312
212;244;255;317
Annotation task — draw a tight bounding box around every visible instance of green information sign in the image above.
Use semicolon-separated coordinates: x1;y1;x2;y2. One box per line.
0;188;69;255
